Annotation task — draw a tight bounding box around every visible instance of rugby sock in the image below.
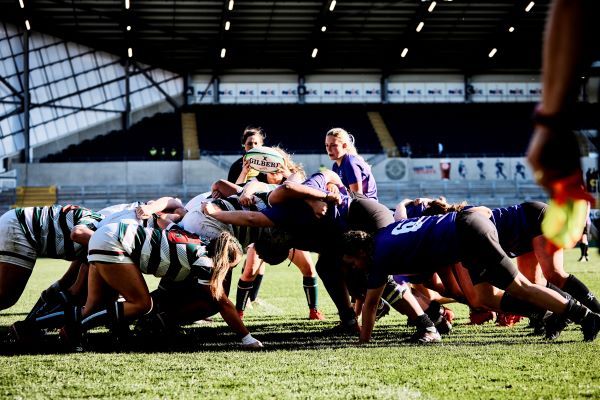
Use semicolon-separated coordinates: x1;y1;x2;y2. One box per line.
80;301;125;332
249;274;264;302
424;301;442;323
412;314;437;333
303;276;319;309
382;281;406;310
499;293;545;318
562;275;600;313
340;307;357;325
236;279;253;311
546;282;571;300
25;281;70;322
563;299;591;324
579;243;589;258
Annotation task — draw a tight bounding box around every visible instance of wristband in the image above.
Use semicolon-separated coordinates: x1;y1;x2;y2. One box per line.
241;333;257;345
165;222;177;230
532;105;572;130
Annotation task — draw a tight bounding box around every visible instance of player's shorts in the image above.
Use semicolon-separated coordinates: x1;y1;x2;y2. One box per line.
498;201;546;257
0;209;38;270
456;209;518;289
87;223;133;264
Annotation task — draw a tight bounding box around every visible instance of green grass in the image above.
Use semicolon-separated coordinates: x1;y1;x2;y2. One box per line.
1;250;599;399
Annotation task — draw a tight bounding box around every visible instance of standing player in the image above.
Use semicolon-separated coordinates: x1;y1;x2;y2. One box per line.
325;128;378;200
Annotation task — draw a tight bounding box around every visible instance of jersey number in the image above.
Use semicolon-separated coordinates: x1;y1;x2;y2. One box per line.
391;218;424;235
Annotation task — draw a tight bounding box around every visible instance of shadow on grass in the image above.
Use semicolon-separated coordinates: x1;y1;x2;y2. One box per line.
0;318;583;356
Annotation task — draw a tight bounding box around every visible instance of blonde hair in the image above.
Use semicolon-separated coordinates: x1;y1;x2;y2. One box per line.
209;231;243;298
272;146;306;181
326;128;360;157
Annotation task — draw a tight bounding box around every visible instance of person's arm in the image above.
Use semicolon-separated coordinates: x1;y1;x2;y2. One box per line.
393;199;414;222
268;181;341;206
346;160;365;195
239;179;271;206
359;284;386;343
235;159;253;185
203;203;275;227
217;292;263;348
136;197;184;219
70;225;95;246
527;0;588;190
211;179;243;199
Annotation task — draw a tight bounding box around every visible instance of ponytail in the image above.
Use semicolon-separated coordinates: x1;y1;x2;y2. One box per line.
209;231;243;298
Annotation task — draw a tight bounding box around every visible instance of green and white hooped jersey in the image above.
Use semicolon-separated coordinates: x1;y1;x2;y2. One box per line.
115;222;214;283
14;205;104;259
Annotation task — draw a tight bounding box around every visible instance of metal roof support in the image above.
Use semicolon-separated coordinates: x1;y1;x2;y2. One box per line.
23;27;30;164
124;57;131;131
132;61;180;110
298;75;306;104
213;76;220;104
380;75;389;104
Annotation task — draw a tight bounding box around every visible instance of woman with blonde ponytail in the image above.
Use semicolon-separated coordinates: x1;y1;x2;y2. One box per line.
325;128;378;200
59;220;262;350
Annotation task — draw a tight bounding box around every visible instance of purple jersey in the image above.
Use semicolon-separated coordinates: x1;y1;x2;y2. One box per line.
302;173;351;230
332;154;378;200
368;213;459;288
405;203;427;219
490;203;541;257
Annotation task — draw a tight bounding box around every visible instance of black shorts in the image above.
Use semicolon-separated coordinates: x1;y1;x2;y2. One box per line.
347;196;395;233
456;209;519;289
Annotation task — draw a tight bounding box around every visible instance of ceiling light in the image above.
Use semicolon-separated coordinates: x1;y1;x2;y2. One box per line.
312;48;318;58
401;48;408;58
127;47;133;58
24;19;30;30
228;0;234;11
416;21;424;32
126;25;131;31
329;0;336;12
508;26;515;33
428;1;437;12
19;0;24;8
225;21;231;30
525;1;534;12
220;48;227;58
125;0;130;10
321;26;327;32
488;48;497;58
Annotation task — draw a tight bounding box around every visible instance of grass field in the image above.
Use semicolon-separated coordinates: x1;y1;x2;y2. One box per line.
0;250;599;399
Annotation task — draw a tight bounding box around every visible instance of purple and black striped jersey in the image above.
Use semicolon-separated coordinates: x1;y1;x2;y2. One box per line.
368;213;460;288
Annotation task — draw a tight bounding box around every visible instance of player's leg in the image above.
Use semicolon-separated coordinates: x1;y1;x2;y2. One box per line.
459;210;600;341
236;244;263;317
533;235;600;313
290;249;324;320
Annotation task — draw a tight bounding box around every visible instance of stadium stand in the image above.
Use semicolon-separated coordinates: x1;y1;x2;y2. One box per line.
41;113;182;162
195;104;383;154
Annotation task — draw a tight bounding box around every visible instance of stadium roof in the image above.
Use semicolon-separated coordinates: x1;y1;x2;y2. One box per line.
1;0;552;75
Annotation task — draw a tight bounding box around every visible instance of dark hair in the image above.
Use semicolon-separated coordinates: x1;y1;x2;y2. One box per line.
254;228;292;265
422;199;467;216
242;126;266;144
341;230;373;256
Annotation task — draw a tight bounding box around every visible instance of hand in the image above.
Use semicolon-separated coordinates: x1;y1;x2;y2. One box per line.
324;191;342;205
61;204;79;213
241;158;252;172
211;190;223;199
239;192;256;207
135;205;153;220
202;202;220;216
306;199;328;219
325;183;340;195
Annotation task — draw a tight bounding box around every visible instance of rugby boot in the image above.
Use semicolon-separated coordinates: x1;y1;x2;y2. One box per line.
544;312;569;340
309;308;325;320
581;311;600;342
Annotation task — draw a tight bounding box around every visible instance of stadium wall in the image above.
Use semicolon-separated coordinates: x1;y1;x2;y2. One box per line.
16;154;592;188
